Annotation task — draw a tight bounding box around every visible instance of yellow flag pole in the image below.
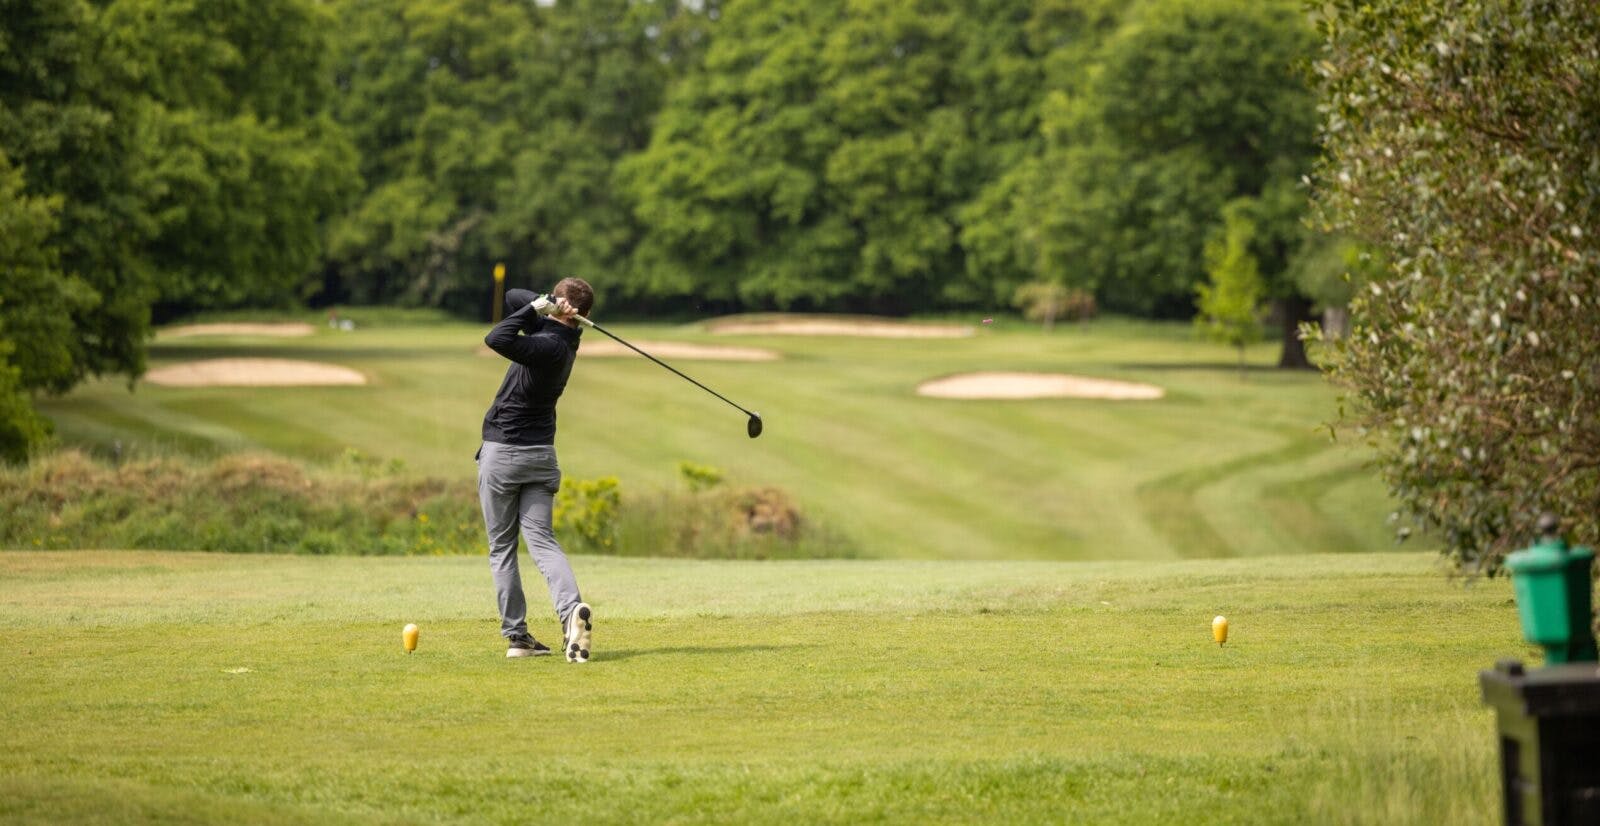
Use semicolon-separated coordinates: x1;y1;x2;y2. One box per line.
492;263;506;324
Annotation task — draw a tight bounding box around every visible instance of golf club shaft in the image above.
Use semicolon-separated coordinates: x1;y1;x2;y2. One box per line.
575;315;757;419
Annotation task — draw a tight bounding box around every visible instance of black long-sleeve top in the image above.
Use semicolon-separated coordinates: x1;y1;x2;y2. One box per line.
480;304;583;446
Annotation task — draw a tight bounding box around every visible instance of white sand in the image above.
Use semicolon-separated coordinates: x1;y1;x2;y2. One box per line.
917;371;1164;400
144;358;367;387
158;323;316;339
709;316;973;339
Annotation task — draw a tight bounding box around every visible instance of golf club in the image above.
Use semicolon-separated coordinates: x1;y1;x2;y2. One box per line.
506;289;763;438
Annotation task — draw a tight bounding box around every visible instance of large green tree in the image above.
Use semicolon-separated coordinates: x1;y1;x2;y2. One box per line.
0;0;155;393
0;149;59;460
621;0;1041;312
620;0;846;308
997;0;1320;362
325;0;709;313
934;0;1122;306
1315;0;1600;568
1;0;359;454
107;0;359;313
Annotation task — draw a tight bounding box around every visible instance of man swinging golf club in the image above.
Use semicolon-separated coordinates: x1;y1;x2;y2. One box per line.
478;277;594;663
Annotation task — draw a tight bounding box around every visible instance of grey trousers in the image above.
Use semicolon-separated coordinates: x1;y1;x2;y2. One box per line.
477;441;582;638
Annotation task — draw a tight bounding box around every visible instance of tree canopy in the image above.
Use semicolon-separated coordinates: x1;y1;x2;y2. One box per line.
323;0;710;313
620;0;1047;312
112;0;359;312
1;0;154;395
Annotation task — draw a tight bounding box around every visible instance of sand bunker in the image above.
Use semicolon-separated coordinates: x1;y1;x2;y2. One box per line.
580;341;779;361
917;372;1165;400
145;358;367;387
709;315;973;339
159;323;316;339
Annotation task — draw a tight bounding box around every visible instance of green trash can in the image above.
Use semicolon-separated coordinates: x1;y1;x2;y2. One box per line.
1504;518;1597;665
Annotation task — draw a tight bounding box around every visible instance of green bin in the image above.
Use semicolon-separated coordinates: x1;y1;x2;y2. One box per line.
1505;529;1597;665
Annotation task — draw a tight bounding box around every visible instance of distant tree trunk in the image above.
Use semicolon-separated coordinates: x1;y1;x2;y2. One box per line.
1322;306;1350;340
1275;295;1317;369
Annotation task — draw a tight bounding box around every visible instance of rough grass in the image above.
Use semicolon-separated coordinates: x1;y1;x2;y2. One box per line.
0;550;1517;824
35;314;1401;561
0;450;847;559
0;450;475;555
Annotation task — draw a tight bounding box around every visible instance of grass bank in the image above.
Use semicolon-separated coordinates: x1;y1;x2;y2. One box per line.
0;550;1519;823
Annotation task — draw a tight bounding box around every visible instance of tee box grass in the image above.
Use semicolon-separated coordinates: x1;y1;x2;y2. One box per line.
0;550;1517;824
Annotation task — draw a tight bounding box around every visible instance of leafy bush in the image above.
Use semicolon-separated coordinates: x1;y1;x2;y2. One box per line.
615;486;854;561
0;356;49;464
1011;282;1097;330
611;464;855;560
1314;0;1600;569
677;461;725;493
553;476;621;553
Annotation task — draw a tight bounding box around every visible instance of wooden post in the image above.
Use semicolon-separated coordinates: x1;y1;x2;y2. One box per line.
492;263;506;324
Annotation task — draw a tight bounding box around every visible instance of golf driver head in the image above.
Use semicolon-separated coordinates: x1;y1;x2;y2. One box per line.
747;413;763;439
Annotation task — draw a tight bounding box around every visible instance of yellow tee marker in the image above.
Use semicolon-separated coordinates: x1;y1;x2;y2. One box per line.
1212;615;1229;646
403;623;420;654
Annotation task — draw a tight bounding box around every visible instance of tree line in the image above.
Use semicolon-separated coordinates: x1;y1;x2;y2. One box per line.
2;0;1332;458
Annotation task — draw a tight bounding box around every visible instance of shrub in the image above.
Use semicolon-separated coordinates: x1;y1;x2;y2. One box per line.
677;461;724;493
1011;282;1097;330
614;465;854;560
735;487;801;540
553;476;621;553
1314;0;1600;569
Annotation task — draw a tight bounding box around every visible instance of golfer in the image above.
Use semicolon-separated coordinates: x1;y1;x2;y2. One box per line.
477;277;595;663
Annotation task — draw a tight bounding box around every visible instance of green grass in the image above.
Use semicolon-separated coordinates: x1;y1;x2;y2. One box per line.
0;550;1516;824
37;315;1400;560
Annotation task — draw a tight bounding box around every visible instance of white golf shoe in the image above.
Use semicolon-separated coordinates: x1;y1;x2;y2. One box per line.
564;603;593;663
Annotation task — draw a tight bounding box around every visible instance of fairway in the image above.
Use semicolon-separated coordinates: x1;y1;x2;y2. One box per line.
38;317;1398;560
0;550;1511;824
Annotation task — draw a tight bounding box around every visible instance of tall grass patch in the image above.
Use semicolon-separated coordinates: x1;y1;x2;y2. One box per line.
0;450;852;558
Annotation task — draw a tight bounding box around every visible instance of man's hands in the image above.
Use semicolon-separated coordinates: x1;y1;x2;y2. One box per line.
550;295;579;324
532;293;581;326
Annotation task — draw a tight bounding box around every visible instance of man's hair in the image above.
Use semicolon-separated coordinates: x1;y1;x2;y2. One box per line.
553;277;594;317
